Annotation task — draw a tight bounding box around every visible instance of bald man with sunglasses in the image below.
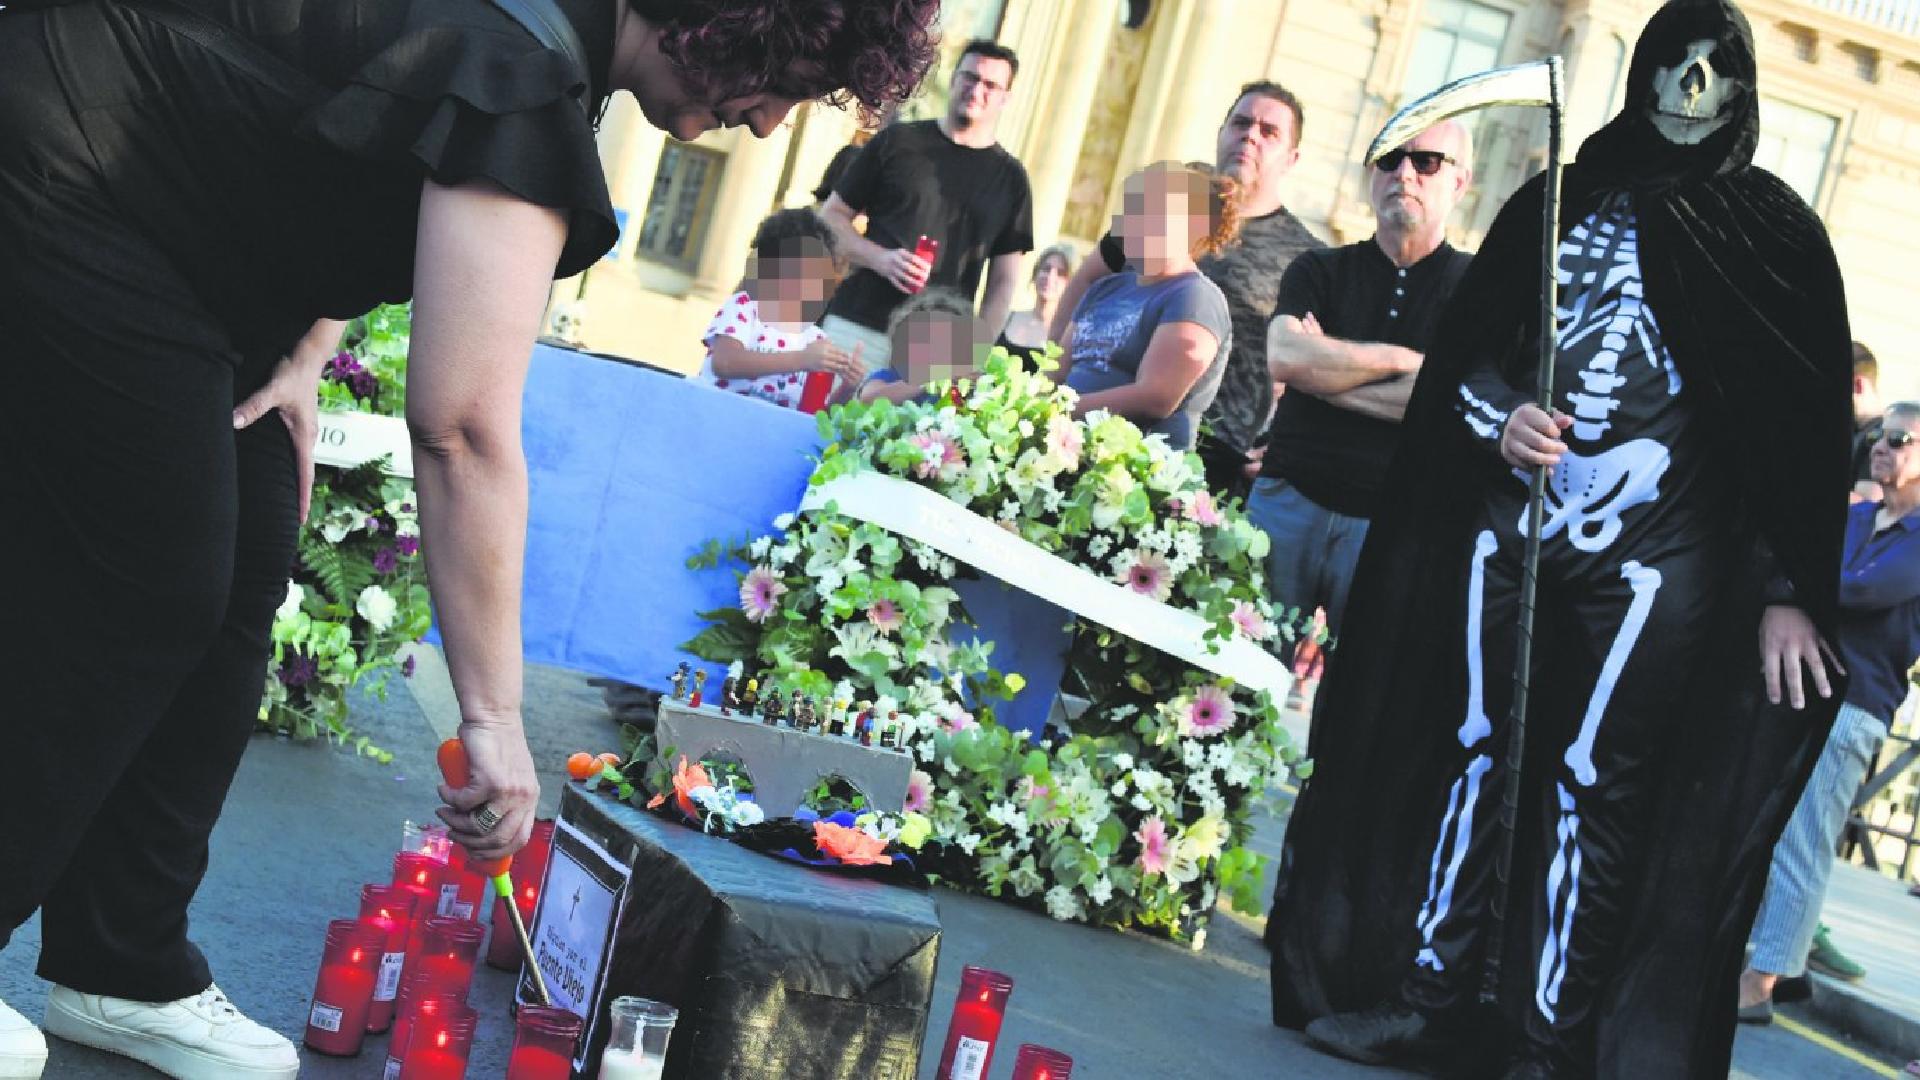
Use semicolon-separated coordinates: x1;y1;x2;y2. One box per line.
1248;121;1474;698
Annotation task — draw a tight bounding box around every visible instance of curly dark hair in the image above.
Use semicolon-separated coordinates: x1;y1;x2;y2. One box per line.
751;207;838;263
630;0;941;122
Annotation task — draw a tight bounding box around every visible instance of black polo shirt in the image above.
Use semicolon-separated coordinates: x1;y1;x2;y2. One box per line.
1260;238;1471;518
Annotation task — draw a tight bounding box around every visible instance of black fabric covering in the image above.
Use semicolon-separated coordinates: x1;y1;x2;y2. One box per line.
1264;1;1854;1075
561;786;942;1080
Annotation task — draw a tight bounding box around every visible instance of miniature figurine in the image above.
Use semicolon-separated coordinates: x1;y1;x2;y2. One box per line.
719;675;738;716
738;677;760;715
878;713;898;750
689;669;708;709
792;695;815;732
761;689;785;727
668;661;691;702
832;699;852;737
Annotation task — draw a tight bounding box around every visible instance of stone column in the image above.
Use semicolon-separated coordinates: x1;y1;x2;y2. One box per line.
1020;0;1119;248
689;123;794;298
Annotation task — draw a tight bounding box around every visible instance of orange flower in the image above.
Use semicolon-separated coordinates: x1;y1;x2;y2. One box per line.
814;821;892;866
672;756;713;821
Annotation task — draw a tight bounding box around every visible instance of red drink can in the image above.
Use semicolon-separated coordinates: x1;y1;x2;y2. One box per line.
798;370;835;414
911;235;939;293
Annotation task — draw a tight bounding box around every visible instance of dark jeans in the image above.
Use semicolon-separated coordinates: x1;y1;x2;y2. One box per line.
1244;477;1371;663
0;14;301;1001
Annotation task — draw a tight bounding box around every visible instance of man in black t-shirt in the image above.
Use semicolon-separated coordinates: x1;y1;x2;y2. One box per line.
1052;81;1323;495
1849;341;1884;502
1248;121;1474;664
819;40;1034;370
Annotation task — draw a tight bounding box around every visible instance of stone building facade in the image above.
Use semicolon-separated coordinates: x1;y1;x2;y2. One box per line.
561;0;1920;392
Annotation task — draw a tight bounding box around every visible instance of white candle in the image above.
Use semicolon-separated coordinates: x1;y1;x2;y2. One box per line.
597;1049;663;1080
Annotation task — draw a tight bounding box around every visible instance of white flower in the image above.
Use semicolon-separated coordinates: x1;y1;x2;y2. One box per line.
1086;534;1113;561
320;507;359;543
1044;884;1086;921
1112;752;1134;771
1181;739;1208;770
1088;876;1115;906
356;585;398;632
1009;856;1044;897
772;512;795;530
748;537;772;560
1110;781;1128;798
1130;794;1152;812
276;582;305;621
957;833;981;856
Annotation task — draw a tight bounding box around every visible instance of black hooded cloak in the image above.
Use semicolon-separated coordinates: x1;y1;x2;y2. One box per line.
1265;1;1853;1075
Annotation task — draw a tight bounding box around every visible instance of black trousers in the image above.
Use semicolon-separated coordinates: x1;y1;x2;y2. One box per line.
0;12;301;1002
1399;487;1719;1067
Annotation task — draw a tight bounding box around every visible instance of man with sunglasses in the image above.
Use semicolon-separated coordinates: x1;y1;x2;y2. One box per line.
1248;121;1474;675
1737;402;1920;1020
819;40;1034;370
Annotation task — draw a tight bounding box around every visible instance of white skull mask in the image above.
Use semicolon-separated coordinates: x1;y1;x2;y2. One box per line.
1647;38;1744;145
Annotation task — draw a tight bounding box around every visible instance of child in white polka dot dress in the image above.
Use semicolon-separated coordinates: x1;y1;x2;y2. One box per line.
695;208;866;410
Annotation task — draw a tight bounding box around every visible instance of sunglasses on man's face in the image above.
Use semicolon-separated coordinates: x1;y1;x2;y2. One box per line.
1885;429;1916;449
1373;149;1455;176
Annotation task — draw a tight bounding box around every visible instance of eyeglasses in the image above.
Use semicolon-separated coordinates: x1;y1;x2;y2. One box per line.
1885;429;1916;449
1373;149;1456;176
953;70;1007;96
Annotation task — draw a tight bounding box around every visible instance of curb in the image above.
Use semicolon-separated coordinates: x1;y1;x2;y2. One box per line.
1803;971;1920;1063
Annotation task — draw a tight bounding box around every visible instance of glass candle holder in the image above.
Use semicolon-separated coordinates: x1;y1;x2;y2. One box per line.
402;820;452;865
506;1005;585;1080
303;919;385;1056
384;978;465;1080
487;820;555;970
934;966;1014;1080
398;999;478;1080
415;916;485;1001
358;884;418;1033
443;845;490;921
1009;1044;1073;1080
597;996;678;1080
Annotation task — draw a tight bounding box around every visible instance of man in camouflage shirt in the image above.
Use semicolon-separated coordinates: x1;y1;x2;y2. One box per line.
1052;80;1324;496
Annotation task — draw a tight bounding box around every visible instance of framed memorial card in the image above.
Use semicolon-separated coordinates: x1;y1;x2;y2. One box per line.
521;818;633;1071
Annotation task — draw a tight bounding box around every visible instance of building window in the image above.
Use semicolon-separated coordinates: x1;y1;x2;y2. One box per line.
1752;96;1840;205
1403;0;1513;101
636;143;725;268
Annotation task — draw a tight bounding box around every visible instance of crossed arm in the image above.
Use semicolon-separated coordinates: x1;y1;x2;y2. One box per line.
1267;312;1424;420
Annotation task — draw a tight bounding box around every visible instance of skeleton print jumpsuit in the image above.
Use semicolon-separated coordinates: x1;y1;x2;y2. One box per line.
1406;191;1727;1054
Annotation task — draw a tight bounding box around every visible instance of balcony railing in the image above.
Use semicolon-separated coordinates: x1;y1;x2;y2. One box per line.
1807;0;1920;36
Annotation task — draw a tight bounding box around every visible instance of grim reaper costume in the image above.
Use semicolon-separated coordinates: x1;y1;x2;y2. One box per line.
1265;0;1853;1075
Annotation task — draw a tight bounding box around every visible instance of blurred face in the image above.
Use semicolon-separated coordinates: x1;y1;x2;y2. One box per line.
1116;166;1208;268
1369;123;1471;233
949;54;1014;129
750;237;840;321
1870;413;1920;491
1215;93;1300;197
891;312;990;384
1032;254;1069;305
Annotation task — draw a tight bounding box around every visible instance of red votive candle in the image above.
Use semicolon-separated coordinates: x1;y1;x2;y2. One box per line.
416;917;485;1000
487;819;555;970
934;966;1014;1080
505;1004;584;1080
385;977;464;1080
398;999;478;1080
442;846;489;920
1009;1044;1074;1080
391;852;445;919
358;884;418;1033
303;919;385;1056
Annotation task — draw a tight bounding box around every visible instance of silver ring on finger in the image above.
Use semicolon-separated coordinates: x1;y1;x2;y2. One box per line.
472;803;503;834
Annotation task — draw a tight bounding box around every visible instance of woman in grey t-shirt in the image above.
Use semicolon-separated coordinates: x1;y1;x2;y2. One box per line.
1056;162;1238;449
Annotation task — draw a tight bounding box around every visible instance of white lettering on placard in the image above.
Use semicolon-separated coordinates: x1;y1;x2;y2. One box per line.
437;883;460;917
374;952;405;1001
952;1037;990;1080
308;1002;344;1033
311;410;414;478
451;901;475;921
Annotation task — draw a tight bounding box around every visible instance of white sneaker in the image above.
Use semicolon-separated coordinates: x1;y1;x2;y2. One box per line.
0;997;47;1079
43;984;297;1079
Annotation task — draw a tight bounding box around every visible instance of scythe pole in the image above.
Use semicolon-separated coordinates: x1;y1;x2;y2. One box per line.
1363;55;1566;1008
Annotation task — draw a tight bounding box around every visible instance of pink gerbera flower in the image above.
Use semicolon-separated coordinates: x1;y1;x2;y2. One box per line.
1179;683;1237;737
904;769;933;813
867;597;903;634
1118;550;1173;603
909;430;965;480
1229;600;1271;641
1135;816;1171;877
942;709;979;733
739;566;786;623
1182;489;1223;527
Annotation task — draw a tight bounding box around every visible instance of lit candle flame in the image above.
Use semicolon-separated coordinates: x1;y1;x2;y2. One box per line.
436;1030;448;1049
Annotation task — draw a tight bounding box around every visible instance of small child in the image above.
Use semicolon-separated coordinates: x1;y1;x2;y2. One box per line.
696;208;864;410
858;288;990;405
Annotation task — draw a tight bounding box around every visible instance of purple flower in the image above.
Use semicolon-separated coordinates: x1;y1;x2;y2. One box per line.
373;547;398;574
278;653;318;688
350;371;378;399
396;535;420;557
401;654;416;678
